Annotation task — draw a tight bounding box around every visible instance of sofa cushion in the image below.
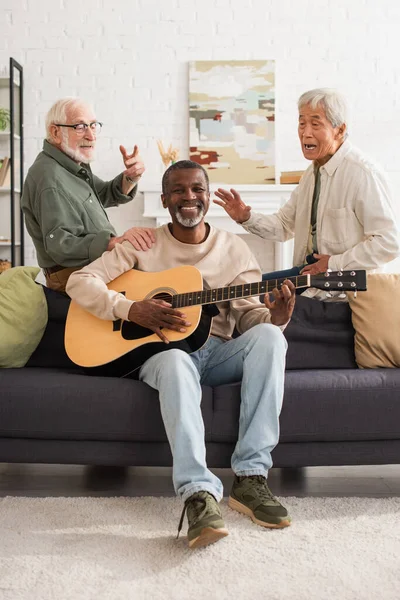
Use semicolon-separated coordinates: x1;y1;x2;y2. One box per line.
284;295;357;369
0;266;47;368
212;369;400;444
347;273;400;368
0;367;214;443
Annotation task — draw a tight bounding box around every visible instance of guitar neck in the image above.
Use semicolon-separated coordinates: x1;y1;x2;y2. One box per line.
172;274;310;308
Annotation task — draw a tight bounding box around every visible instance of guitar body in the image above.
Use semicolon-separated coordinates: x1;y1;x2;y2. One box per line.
65;266;212;378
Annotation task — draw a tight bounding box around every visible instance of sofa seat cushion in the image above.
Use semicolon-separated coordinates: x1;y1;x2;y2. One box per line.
0;368;214;442
211;369;400;443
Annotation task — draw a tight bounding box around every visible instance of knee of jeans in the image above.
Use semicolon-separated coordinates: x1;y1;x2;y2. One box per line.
157;348;195;372
250;323;288;352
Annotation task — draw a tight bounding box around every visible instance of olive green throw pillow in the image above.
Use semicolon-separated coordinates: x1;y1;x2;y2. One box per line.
0;266;48;368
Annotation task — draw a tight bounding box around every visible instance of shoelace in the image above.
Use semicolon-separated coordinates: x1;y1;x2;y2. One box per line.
176;493;209;539
242;475;277;503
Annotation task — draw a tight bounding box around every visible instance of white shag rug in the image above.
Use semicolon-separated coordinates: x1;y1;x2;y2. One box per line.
1;496;399;600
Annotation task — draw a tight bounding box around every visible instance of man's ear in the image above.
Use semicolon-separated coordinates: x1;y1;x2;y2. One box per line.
337;123;347;139
50;124;62;145
161;194;167;209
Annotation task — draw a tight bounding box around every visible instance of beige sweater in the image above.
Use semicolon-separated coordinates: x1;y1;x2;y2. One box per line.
66;224;282;340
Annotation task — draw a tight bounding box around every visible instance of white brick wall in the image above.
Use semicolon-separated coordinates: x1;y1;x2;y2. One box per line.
1;0;399;270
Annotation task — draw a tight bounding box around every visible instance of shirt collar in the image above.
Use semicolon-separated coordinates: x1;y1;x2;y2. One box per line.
42;139;83;176
317;139;352;177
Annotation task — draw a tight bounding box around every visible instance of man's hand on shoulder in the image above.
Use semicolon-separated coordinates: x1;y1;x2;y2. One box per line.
264;279;296;326
301;254;331;275
128;299;191;344
119;145;145;193
213;188;252;224
107;227;156;252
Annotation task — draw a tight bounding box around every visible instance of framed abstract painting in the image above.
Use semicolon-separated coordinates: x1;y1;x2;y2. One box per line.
189;60;275;184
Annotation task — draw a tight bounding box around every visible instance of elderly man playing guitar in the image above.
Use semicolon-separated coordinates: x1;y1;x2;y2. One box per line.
66;159;297;549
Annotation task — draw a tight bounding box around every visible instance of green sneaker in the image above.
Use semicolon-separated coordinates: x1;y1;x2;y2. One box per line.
177;491;229;549
229;475;291;529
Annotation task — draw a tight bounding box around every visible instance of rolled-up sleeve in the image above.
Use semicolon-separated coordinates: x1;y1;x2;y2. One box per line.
93;173;138;208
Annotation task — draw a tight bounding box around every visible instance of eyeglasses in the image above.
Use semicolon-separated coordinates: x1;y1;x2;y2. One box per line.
54;122;103;134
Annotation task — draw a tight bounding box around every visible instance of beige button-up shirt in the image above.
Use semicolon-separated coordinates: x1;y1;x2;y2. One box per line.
243;140;400;298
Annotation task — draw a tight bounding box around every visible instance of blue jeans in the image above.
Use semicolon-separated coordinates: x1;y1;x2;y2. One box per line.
262;266;302;281
139;323;287;502
262;254;318;282
261;255;318;300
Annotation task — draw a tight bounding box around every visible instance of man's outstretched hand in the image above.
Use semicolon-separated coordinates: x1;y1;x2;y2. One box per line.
264;279;296;326
213;188;252;224
120;145;145;192
128;299;191;344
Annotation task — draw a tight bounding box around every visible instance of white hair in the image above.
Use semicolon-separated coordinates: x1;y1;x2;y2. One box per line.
298;88;348;134
45;97;90;142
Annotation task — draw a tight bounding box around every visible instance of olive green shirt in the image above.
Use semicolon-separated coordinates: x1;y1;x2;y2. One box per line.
21;140;138;268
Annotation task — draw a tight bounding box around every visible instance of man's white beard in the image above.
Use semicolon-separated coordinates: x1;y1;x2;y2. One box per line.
175;207;205;228
61;136;95;164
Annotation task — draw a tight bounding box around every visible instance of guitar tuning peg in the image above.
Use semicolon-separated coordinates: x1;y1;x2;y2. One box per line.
325;292;333;298
353;290;357;299
338;293;347;299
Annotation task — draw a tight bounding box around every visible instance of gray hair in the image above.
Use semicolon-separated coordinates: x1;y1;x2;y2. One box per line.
45;97;89;142
298;88;348;133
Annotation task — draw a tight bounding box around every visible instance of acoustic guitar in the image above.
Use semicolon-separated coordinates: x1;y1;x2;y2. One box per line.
64;266;367;378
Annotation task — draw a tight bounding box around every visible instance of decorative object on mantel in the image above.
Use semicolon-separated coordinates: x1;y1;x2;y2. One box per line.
0;259;12;273
156;140;180;168
189;60;275;185
0;107;10;131
280;170;305;185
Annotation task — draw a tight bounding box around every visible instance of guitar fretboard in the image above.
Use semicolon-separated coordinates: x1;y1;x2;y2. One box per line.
172;274;309;308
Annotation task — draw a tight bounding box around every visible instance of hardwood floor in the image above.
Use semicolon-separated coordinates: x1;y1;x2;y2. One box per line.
0;463;399;498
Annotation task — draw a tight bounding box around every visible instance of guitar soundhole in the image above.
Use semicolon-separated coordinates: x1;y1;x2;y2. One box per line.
120;292;173;340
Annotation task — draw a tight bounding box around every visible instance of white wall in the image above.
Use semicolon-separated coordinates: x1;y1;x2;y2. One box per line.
1;0;399;270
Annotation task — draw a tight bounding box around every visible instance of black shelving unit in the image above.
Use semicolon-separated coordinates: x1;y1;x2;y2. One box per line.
0;57;24;267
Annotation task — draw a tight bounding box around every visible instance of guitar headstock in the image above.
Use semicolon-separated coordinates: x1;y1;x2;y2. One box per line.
310;270;367;292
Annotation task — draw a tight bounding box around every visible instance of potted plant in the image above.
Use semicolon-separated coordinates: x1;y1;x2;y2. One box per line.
0;108;10;131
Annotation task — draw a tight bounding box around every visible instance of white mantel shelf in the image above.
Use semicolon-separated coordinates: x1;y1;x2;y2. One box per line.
142;184;296;231
141;184;296;270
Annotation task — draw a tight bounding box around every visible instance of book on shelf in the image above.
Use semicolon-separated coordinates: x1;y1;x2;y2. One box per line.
280;170;304;185
0;156;10;186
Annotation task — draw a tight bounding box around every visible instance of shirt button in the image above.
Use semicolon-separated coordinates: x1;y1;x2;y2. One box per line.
50;234;54;238
85;177;90;182
89;199;92;203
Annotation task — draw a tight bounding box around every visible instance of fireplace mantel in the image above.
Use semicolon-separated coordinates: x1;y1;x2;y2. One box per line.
141;184;296;270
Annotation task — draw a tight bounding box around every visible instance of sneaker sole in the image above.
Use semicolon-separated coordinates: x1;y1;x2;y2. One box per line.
228;496;291;529
188;527;229;549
